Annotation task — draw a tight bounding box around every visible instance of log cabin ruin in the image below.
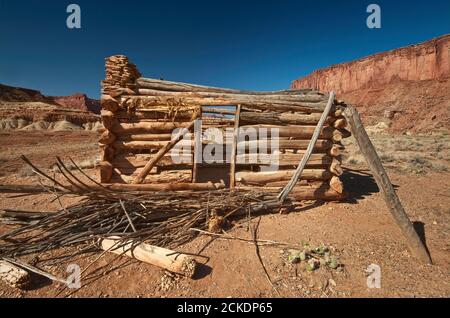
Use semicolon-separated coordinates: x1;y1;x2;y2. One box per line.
98;55;352;202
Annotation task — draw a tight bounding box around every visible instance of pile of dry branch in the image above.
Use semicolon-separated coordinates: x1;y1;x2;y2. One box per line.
0;156;286;283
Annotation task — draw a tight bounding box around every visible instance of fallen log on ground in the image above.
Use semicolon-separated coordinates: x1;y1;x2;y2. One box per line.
101;237;198;278
0;260;30;289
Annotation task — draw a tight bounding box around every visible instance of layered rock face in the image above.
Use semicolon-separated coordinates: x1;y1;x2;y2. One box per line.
52;93;101;114
291;35;450;94
0;84;101;131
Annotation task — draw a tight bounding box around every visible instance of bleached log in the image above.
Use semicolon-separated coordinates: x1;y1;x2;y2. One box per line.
238;125;346;141
101;110;117;130
115;109;197;121
122;95;329;113
329;176;344;194
332;118;347;129
344;105;431;264
112;154;193;169
111;121;191;134
236;169;332;184
240;111;334;126
120;133;173;141
113;140;193;150
238;186;346;201
237;139;332;152
136;89;327;103
101;238;198;278
97;161;113;183
236;153;333;166
112;170;192;184
0;260;30;289
101;182;224;192
101;95;119;112
330;158;343;176
98;130;116;145
202;107;236;115
136;77;315;95
328;144;341;157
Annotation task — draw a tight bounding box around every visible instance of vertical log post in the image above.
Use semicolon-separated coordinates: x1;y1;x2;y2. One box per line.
343;106;432;264
229;105;241;189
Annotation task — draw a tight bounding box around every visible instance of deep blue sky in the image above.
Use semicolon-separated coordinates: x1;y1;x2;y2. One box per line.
0;0;449;98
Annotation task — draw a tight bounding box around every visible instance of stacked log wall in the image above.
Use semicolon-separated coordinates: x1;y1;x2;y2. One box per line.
99;55;352;200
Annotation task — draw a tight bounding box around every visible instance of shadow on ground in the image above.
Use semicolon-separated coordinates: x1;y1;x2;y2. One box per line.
341;168;381;203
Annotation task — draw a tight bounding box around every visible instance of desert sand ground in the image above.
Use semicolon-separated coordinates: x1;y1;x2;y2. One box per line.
0;130;449;298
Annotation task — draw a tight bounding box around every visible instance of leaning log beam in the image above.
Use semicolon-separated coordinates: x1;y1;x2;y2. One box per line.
133;120;196;184
343;105;432;264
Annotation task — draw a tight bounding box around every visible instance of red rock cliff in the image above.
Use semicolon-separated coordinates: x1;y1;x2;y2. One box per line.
291;34;450;93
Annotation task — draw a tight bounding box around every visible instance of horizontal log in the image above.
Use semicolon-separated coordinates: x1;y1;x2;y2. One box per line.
330;176;344;194
112;154;193;170
236;169;332;185
121;95;330;113
238;185;346;201
136;89;328;104
119;133;173;141
236;153;333;166
137;77;316;96
202;107;236;115
111;121;191;134
97;161;113;183
236;139;332;151
101;95;119;112
101;238;197;277
98;130;116;145
240;111;335;126
115;109;197;121
330;158;343;176
101;110;117;130
332;118;347;129
112;170;192;183
113;140;193;150
100;182;225;192
238;125;346;141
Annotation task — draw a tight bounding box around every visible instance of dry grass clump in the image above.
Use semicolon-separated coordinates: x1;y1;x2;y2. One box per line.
342;132;450;174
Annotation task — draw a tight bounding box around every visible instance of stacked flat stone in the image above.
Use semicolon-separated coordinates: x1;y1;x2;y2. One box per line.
101;55;141;95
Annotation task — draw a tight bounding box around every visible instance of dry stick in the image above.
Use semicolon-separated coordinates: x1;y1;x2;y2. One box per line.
250;217;280;296
2;257;66;284
133;120;196;184
343;106;432;264
278;92;335;202
119;200;136;232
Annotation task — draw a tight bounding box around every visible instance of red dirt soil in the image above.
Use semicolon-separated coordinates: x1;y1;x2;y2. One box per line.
0;132;449;298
